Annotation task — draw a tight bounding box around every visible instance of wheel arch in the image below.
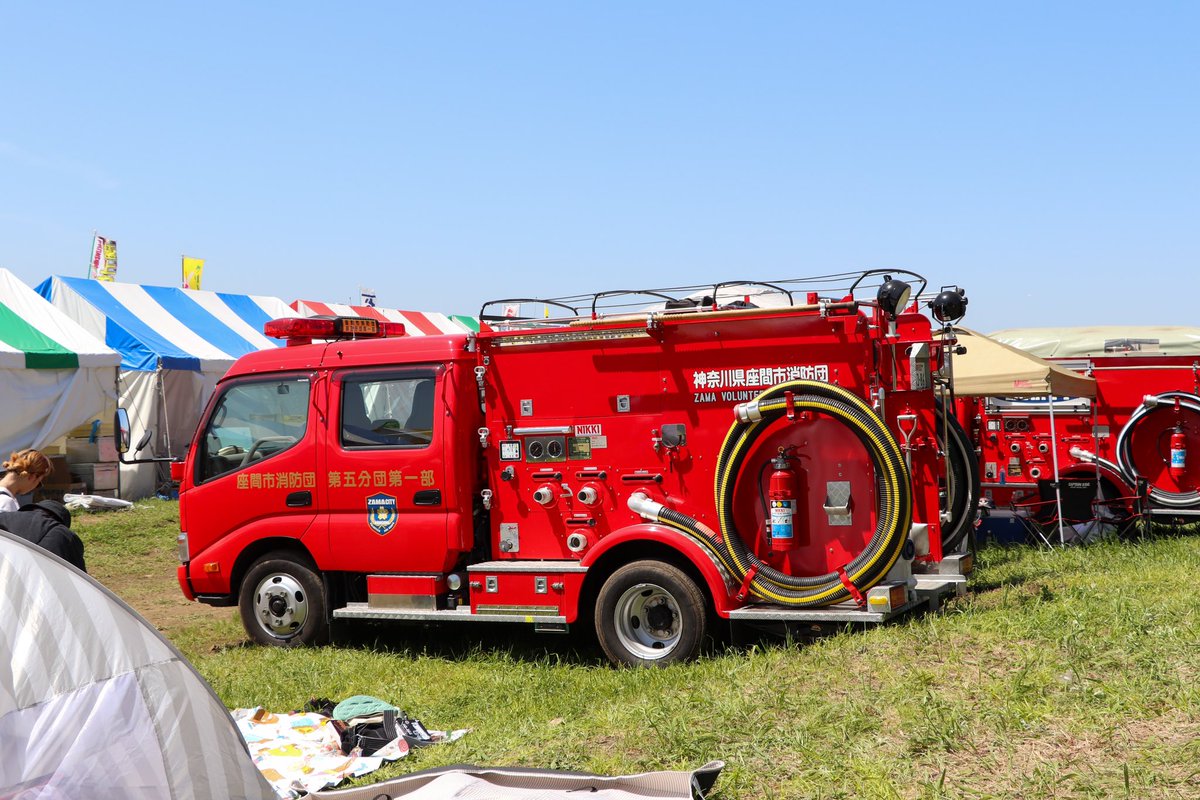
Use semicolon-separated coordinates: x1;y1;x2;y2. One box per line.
578;529;729;628
230;537;320;607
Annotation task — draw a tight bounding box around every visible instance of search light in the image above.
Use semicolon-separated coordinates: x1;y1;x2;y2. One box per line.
876;276;912;318
929;286;968;324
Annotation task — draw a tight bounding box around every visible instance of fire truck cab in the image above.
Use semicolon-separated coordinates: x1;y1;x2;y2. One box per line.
146;272;976;665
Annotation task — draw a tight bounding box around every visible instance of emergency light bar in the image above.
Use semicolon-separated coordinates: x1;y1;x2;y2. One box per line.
264;316;406;343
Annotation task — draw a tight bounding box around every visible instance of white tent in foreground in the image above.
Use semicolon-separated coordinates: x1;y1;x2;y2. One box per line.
0;530;276;799
0;529;723;799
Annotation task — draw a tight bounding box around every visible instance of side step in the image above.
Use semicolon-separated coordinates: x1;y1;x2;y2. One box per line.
726;575;964;624
333;603;570;631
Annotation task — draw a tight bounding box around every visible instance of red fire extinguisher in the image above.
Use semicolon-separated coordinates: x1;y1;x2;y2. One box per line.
769;453;798;552
1169;426;1187;481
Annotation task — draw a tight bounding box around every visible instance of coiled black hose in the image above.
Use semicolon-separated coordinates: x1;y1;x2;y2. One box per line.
638;380;913;607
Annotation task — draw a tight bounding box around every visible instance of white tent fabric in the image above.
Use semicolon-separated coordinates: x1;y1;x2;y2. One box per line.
314;762;724;799
38;277;291;499
989;326;1200;358
0;530;276;800
0;269;120;455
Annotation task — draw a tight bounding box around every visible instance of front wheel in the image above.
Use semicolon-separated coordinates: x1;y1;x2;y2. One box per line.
239;553;330;647
594;560;707;667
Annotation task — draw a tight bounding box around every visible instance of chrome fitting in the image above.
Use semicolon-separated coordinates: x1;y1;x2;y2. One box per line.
626;492;665;521
734;399;763;424
1068;446;1096;463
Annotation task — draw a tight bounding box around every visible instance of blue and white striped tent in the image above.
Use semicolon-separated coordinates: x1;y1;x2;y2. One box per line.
37;276;291;498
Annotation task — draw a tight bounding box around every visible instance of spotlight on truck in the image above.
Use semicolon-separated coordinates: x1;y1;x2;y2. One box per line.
876;276;912;318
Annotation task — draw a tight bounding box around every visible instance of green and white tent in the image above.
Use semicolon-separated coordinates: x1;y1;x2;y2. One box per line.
0;269;121;455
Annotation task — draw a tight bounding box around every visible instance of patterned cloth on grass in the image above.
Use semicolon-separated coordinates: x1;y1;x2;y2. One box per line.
232;707;467;798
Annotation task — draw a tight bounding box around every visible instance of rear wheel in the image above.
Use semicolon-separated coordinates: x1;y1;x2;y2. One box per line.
594;560;706;667
239;553;330;647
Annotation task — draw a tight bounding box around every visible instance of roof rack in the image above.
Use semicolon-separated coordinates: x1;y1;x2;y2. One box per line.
478;269;928;329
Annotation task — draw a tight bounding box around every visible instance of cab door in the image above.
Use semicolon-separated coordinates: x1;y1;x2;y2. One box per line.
182;373;319;593
322;366;452;573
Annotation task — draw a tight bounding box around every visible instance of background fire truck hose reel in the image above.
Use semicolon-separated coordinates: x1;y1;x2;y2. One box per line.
1116;391;1200;509
637;380;913;608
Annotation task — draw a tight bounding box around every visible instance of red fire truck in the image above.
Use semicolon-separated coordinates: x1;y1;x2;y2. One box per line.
962;327;1200;540
120;271;976;665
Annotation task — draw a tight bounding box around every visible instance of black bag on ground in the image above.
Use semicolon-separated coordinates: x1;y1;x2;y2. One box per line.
341;709;436;755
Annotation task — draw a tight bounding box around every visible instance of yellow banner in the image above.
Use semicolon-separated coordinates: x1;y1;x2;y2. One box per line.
182;256;204;290
99;239;117;282
89;236;118;281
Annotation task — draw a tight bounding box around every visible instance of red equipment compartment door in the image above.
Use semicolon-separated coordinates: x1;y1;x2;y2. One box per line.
323;367;453;573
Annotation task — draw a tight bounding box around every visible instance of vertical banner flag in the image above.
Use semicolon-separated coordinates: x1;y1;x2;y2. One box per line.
360;287;377;307
102;239;118;281
89;235;118;281
182;256;205;290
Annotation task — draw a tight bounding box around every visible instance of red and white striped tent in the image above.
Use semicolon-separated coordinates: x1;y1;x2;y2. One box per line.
290;300;479;336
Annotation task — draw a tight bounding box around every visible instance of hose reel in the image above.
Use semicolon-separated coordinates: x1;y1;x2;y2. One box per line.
629;380;913;607
1116;391;1200;509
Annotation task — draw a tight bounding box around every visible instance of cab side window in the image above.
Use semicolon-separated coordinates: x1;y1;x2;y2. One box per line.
199;377;310;482
341;373;435;448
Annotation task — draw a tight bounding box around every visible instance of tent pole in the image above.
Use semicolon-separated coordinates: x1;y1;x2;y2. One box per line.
114;367;122;500
1048;393;1066;545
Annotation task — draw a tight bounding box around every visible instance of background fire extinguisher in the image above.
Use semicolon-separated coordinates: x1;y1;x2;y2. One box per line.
769;453;799;552
1169;426;1187;481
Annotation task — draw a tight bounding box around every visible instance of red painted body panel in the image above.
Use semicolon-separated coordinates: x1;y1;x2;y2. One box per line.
479;307;947;573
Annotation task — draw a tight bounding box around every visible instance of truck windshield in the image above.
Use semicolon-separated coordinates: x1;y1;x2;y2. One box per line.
198;377;311;482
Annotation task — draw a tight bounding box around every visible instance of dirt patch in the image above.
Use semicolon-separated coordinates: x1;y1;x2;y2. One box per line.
929;714;1200;798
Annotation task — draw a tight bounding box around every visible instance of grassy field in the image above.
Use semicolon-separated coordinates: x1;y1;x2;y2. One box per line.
79;500;1200;799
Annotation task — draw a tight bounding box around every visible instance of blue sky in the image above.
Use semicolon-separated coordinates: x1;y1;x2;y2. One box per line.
2;3;1196;331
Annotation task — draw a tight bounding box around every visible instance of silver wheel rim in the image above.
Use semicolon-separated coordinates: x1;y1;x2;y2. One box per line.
613;581;682;661
253;572;309;639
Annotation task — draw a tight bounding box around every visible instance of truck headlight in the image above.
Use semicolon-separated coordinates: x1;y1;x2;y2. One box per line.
177;532;189;563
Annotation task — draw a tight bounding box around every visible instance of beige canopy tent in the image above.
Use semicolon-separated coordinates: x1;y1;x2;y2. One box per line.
989;326;1200;359
944;327;1097;398
941;328;1098;545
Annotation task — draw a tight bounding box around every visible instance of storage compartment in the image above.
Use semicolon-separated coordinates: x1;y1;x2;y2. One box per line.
66;437;118;464
70;462;119;492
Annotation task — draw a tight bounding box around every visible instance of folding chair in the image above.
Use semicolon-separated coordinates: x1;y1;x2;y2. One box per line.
1011;478;1102;546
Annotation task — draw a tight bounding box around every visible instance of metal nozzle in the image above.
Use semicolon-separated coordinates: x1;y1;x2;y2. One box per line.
627;492;665;520
734;400;763;423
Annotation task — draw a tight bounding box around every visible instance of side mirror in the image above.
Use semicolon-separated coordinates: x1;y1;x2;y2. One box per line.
115;408;175;465
115;408;131;454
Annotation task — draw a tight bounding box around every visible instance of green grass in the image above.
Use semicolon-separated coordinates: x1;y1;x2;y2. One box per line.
81;502;1200;799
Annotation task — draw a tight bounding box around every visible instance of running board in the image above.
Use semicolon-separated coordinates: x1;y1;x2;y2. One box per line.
727;576;962;623
334;603;569;629
1147;507;1200;517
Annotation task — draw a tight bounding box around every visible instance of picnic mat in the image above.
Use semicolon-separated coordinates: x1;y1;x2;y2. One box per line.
233;707;467;798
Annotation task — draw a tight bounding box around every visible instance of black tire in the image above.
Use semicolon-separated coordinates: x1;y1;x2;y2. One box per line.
239;552;330;647
938;409;981;553
594;560;707;667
